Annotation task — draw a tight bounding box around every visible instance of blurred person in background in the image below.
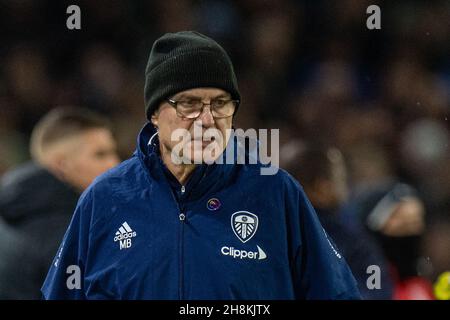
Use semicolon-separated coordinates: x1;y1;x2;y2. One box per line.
347;142;435;300
282;143;393;299
0;107;120;299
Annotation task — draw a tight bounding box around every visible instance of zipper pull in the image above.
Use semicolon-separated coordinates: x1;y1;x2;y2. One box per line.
179;213;186;221
181;185;185;194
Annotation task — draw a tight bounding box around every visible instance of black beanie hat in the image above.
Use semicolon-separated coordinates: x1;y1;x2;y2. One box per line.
144;31;241;120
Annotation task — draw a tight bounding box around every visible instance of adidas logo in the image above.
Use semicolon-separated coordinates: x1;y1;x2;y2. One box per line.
114;222;137;250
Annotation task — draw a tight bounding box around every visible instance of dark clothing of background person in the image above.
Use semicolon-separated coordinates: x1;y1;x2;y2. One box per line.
352;183;423;279
0;218;41;299
350;182;435;299
0;161;80;299
316;208;393;299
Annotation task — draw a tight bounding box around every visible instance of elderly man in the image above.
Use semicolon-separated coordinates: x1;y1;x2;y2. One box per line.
42;31;360;300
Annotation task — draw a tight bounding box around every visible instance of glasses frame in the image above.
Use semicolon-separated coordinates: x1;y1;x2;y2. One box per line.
166;97;240;119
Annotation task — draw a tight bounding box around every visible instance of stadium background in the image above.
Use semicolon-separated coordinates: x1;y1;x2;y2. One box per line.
0;0;449;294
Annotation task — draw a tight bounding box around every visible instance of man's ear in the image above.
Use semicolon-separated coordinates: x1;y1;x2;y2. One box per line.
151;108;160;128
44;151;70;181
151;114;158;127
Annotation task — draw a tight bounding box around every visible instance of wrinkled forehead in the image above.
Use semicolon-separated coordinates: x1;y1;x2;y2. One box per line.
171;87;231;100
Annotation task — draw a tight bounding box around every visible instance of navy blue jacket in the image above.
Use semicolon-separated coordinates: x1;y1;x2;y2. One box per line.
42;123;361;300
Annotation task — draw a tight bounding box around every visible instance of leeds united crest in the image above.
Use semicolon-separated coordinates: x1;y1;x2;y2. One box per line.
231;211;259;243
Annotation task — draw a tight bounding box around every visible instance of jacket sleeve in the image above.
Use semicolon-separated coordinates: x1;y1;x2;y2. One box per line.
288;183;362;300
40;190;92;300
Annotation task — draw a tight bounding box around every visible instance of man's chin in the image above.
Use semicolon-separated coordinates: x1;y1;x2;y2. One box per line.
181;147;222;164
186;151;220;164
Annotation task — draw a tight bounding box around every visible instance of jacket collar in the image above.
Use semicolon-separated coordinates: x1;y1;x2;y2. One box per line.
135;122;237;202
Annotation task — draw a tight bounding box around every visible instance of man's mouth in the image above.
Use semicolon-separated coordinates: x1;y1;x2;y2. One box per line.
193;137;216;147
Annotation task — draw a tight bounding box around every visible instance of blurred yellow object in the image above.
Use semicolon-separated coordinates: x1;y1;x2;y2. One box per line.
434;271;450;300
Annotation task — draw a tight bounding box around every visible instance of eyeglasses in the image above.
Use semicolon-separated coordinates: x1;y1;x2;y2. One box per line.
167;97;239;119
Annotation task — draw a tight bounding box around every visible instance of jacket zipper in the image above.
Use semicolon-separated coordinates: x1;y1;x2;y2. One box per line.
178;185;186;300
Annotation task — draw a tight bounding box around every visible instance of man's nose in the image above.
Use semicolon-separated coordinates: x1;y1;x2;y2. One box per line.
196;104;215;127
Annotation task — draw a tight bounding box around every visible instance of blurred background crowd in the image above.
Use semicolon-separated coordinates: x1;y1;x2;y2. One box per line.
0;0;449;299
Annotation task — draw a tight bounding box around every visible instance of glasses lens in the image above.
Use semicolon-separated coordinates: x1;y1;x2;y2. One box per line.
177;100;202;118
174;99;237;119
211;100;236;118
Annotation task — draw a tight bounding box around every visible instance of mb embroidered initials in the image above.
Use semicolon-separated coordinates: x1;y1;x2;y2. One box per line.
114;222;137;250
